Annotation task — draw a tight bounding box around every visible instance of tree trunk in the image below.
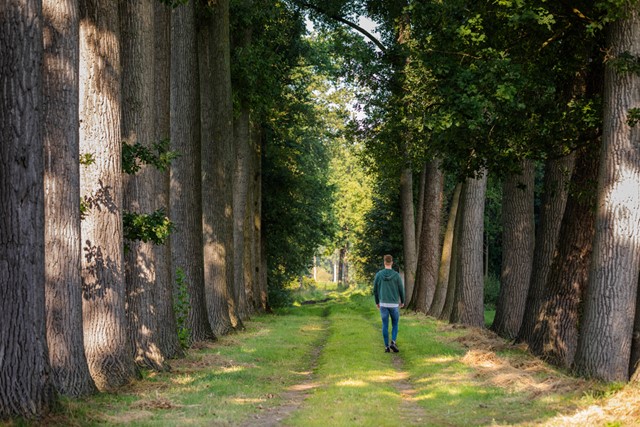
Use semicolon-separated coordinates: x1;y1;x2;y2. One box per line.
0;0;55;417
400;167;417;305
440;183;464;322
170;0;214;343
260;219;269;311
528;144;599;368
630;273;640;380
42;0;97;397
411;159;444;313
491;160;535;339
120;0;167;371
199;3;236;336
517;154;575;344
78;0;140;391
429;183;462;318
243;121;260;312
253;125;267;311
451;172;488;327
574;7;640;382
336;247;343;284
416;162;427;243
153;1;183;360
233;106;252;322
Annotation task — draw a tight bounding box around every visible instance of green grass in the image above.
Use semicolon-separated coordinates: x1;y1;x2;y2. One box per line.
16;285;623;427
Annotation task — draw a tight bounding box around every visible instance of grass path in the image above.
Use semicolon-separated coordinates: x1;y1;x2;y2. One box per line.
16;287;640;426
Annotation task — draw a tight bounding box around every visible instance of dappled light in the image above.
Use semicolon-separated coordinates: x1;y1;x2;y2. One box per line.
335;379;369;387
5;0;640;420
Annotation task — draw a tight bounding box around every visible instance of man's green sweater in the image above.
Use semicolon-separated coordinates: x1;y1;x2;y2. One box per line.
373;268;405;306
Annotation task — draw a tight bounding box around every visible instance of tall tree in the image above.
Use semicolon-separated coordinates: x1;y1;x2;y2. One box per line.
517;154;574;344
451;171;487;327
429;183;462;318
42;0;97;396
440;182;464;322
529;144;599;368
0;0;55;417
410;159;444;313
153;0;183;359
399;167;417;303
232;10;254;321
120;0;167;371
491;159;535;339
79;0;140;390
199;0;238;335
233;107;252;320
574;4;640;382
170;0;214;343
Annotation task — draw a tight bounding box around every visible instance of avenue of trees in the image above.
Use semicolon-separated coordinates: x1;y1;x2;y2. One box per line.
301;0;640;386
2;0;640;420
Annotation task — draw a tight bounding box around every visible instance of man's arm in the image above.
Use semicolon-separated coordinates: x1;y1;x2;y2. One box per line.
398;275;406;307
373;274;380;307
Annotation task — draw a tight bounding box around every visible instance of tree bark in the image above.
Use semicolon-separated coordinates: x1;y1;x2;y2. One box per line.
411;159;444;313
120;0;168;371
574;6;640;382
252;125;267;311
529;144;599;368
416;162;427;243
1;0;55;417
630;273;640;380
451;172;488;327
153;1;183;360
79;0;140;391
491;160;535;339
517;154;575;344
199;3;236;336
400;167;417;305
42;0;97;397
243;123;260;311
233;106;252;322
440;183;464;322
170;0;214;343
429;183;462;318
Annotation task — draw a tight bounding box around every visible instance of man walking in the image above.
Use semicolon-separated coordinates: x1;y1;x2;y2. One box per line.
374;254;405;353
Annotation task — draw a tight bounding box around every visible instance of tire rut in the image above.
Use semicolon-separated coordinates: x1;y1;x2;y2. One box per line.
241;307;330;427
390;353;429;425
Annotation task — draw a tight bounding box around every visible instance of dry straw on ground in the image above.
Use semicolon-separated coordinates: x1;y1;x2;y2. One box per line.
441;323;640;426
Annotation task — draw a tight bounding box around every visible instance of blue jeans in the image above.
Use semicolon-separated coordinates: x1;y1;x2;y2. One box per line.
380;306;399;347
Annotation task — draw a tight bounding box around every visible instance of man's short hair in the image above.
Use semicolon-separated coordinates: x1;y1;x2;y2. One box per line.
383;254;393;265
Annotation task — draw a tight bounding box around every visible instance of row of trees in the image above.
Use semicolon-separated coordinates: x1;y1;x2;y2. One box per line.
301;0;640;383
1;0;338;418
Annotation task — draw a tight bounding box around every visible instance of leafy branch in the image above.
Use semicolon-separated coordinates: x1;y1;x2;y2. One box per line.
289;0;388;53
123;208;174;245
122;138;179;174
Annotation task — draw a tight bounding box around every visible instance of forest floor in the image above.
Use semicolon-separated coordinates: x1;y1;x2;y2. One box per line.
8;284;640;426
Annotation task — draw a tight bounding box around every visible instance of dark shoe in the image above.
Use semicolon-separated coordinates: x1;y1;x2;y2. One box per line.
385;346;391;353
390;341;399;353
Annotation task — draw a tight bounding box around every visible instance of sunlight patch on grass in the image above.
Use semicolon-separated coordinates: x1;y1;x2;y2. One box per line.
219;365;245;374
170;375;196;386
370;370;408;383
335;379;368;387
230;397;267;404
